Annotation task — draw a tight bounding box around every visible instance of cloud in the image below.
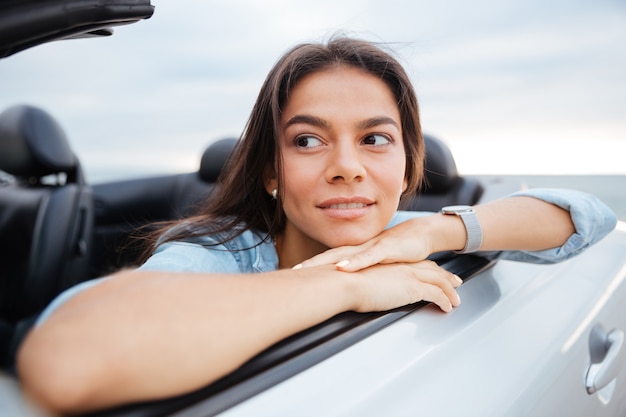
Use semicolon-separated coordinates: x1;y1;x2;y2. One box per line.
0;0;624;180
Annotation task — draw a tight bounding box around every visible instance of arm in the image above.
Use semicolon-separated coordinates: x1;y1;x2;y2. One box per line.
435;195;575;252
297;188;617;271
17;261;460;414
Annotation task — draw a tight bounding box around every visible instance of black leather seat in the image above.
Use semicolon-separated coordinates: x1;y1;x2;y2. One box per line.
403;134;483;211
0;105;93;369
90;138;238;277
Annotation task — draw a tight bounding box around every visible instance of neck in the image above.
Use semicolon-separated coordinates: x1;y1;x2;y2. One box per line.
274;224;328;269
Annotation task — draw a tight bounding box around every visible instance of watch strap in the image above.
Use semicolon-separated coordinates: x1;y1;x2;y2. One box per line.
440;205;483;254
456;210;483;253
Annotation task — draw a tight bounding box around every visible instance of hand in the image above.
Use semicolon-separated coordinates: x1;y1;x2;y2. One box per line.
295;217;433;272
348;260;462;313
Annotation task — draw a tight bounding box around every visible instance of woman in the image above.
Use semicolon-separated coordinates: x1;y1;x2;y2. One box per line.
17;37;617;413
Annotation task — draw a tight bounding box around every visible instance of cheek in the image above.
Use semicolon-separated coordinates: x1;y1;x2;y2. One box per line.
281;160;319;203
379;155;408;193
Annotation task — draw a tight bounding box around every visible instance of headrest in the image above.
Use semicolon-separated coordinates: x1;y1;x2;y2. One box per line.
422;134;459;193
0;105;76;178
199;137;238;182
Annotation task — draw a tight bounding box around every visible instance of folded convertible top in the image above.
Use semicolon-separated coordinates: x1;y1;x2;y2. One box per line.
0;0;154;58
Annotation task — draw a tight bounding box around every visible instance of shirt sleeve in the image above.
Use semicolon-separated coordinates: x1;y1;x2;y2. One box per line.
483;187;618;263
138;241;242;274
392;187;617;264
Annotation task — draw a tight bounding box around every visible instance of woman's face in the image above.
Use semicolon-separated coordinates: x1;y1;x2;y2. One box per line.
270;65;407;250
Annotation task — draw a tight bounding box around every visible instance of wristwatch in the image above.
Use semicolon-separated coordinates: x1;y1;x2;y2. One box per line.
440;205;483;253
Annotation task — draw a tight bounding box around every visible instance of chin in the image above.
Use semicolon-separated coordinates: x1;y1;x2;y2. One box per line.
322;230;378;248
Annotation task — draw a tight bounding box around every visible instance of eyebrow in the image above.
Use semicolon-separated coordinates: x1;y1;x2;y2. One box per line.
284;114;329;129
284;114;400;130
357;116;400;130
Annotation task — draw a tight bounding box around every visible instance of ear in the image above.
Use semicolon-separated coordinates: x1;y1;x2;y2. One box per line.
402;177;408;193
263;165;278;195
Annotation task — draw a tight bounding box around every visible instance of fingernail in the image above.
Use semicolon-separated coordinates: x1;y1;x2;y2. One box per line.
454;275;463;284
336;260;350;268
292;263;302;270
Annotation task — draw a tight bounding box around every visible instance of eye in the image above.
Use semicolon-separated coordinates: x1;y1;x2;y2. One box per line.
295;135;323;149
362;134;392;146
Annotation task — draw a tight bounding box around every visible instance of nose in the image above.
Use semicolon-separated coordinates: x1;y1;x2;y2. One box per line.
325;141;366;184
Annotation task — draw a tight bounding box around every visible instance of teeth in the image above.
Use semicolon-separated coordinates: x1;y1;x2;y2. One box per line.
328;203;366;209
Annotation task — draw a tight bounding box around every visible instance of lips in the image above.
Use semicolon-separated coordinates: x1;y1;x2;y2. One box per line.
316;198;375;220
317;197;375;209
327;202;367;209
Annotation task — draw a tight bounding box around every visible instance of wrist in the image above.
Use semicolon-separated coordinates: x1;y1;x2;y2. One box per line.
440;205;483;253
419;212;469;254
294;265;360;312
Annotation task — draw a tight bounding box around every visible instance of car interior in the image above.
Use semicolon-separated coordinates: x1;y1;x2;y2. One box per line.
0;105;94;371
0;0;155;375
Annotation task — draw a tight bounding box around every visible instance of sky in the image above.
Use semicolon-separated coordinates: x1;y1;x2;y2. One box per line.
1;0;625;182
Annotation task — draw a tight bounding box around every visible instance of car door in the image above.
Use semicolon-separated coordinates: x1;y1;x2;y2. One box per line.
507;226;626;417
209;226;626;417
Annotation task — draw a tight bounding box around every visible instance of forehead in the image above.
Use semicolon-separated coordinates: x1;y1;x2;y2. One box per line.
281;66;400;125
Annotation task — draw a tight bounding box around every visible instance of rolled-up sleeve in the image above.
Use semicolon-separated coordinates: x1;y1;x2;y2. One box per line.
393;188;617;264
489;188;618;263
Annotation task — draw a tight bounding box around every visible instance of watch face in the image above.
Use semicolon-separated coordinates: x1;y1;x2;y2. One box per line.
441;205;473;214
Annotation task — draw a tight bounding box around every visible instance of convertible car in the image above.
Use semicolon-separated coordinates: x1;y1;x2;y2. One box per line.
1;2;625;416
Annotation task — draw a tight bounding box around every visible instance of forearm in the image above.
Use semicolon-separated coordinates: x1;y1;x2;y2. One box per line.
477;196;574;251
428;196;575;253
17;267;354;413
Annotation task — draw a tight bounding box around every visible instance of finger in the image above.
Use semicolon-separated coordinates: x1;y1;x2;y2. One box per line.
295;252;347;269
411;260;463;289
406;262;462;307
334;249;389;272
295;246;364;269
419;284;457;312
422;277;461;309
334;237;405;271
452;274;463;288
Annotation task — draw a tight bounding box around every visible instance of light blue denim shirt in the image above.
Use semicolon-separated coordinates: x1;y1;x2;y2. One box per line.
38;188;617;322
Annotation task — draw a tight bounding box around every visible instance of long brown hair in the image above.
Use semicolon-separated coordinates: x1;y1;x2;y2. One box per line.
143;36;424;256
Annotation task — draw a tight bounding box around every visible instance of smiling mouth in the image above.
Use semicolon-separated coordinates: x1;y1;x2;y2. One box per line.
327;202;367;209
317;199;373;219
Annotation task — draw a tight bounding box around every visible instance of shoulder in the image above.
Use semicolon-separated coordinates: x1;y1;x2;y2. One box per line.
142;227;278;274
